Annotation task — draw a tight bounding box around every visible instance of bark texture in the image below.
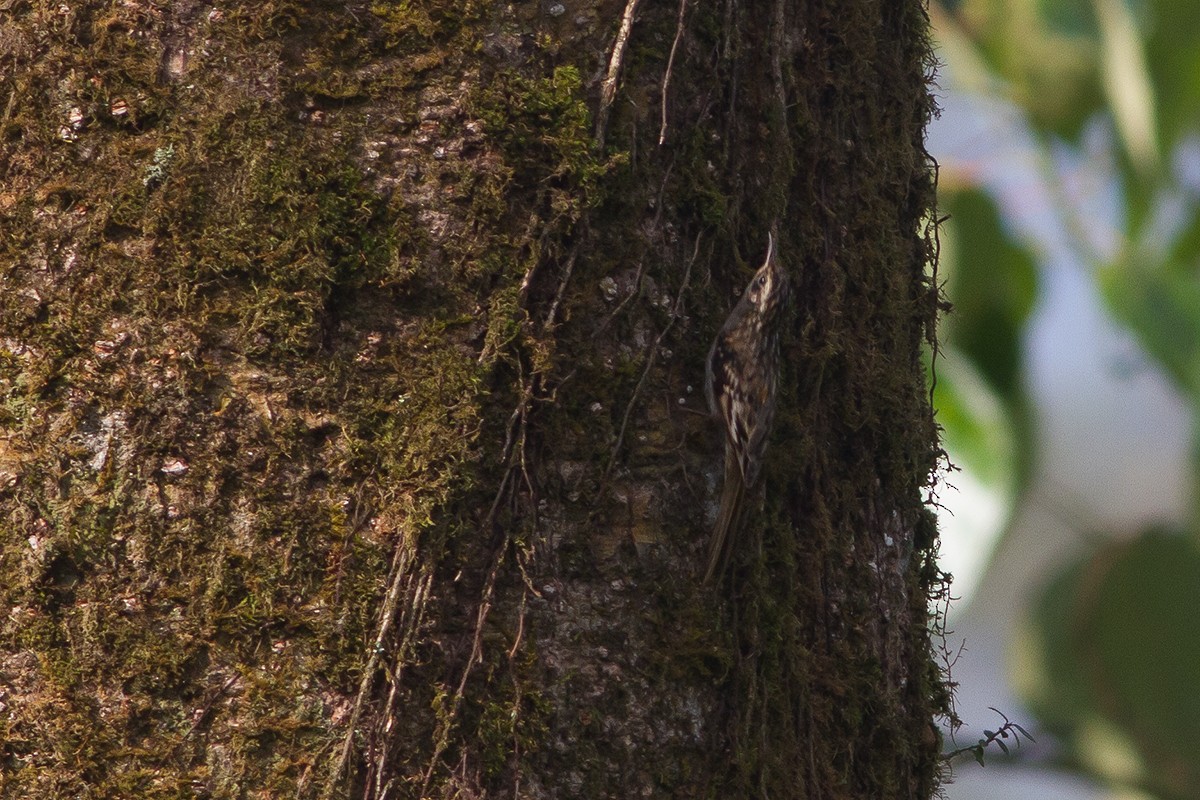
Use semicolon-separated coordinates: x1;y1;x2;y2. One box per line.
0;1;945;798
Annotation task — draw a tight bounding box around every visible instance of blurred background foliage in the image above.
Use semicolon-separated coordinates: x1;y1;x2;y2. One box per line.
929;0;1200;797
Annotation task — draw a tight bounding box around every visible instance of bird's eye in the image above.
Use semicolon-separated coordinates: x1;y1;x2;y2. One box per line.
756;276;767;289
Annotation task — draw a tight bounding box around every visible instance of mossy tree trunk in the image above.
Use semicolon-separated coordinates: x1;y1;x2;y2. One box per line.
0;1;945;798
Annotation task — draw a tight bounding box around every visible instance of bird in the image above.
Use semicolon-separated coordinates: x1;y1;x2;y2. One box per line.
703;232;789;584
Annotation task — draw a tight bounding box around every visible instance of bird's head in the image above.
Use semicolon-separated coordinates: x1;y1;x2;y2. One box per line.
744;232;788;316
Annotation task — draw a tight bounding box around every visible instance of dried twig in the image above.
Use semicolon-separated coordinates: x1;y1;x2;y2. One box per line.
601;232;702;488
412;221;571;791
417;368;535;795
595;0;642;147
323;533;423;799
368;568;434;799
543;245;579;331
179;673;240;742
658;0;689;146
594;165;674;338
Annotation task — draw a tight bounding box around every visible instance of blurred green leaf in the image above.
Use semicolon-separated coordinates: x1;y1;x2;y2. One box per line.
931;346;1020;495
1094;0;1160;172
1019;530;1200;797
941;0;1103;137
1143;0;1200;155
1097;258;1200;397
941;188;1038;401
1083;533;1200;783
1039;0;1098;37
1015;554;1095;735
1167;185;1200;272
935;5;1200;793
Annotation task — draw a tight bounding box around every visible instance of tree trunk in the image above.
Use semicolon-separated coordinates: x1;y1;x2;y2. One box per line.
0;1;945;798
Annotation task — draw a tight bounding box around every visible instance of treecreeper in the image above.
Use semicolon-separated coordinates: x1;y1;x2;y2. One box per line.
704;233;790;584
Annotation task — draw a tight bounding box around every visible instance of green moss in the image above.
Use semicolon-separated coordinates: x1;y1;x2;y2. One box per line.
371;0;485;49
372;2;438;43
472;65;622;202
0;0;506;792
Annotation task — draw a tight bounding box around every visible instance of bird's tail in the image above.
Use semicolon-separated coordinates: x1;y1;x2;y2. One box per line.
703;462;744;584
